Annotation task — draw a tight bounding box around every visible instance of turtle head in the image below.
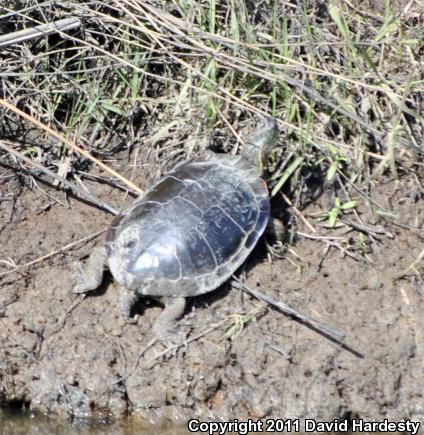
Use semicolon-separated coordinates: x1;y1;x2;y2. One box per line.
241;117;279;173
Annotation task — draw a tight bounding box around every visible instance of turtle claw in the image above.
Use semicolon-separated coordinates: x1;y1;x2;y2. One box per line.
72;262;89;294
118;286;139;325
123;313;139;325
153;323;188;348
265;241;286;260
265;217;286;260
151;297;187;345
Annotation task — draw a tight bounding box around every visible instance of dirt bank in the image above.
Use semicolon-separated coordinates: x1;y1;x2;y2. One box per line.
0;164;423;426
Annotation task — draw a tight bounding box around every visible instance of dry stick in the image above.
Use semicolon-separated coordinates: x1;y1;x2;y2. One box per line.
343;218;393;238
325;240;364;262
0;1;60;20
336;168;392;214
397;248;424;278
0;228;107;278
0;17;81;49
235;279;363;358
111;338;157;385
281;193;316;233
0;141;119;215
297;231;345;241
0;99;144;195
231;278;344;341
52;294;87;336
216;107;244;154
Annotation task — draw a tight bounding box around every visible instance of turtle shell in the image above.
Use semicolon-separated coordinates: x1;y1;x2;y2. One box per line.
106;153;270;297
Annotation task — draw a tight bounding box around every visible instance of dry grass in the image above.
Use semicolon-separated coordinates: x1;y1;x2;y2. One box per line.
0;0;423;257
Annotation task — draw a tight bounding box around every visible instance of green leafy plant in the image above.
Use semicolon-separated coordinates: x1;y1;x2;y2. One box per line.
325;197;358;227
324;145;348;182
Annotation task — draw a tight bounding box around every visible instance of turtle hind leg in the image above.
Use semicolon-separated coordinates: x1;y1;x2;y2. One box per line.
73;246;107;293
152;297;187;344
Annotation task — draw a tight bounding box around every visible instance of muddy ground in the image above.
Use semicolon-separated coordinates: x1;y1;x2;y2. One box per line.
0;160;423;427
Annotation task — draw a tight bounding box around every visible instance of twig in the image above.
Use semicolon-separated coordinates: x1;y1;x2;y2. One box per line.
396;248;424;278
232;278;363;358
343;218;393;238
325;240;365;262
336;168;392;215
49;294;87;337
0;229;107;278
111;338;157;385
296;231;345;241
216;107;244;154
76;171;140;196
0;140;119;215
231;278;345;341
0;17;81;49
282;193;316;233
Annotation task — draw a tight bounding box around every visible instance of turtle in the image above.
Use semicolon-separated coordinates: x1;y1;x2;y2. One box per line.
73;116;279;341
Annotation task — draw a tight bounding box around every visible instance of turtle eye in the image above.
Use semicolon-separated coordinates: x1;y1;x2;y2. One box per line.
124;240;136;249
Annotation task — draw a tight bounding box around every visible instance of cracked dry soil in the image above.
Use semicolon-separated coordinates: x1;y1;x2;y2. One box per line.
0;168;423;426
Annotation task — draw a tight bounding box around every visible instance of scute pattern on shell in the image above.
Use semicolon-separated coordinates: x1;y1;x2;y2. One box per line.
106;153;270;297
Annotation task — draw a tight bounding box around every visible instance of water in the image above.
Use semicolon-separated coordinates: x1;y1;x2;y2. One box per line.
2;408;397;435
0;407;190;435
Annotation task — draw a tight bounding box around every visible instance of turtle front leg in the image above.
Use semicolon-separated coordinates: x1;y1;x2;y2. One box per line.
73;246;108;293
118;285;139;324
152;297;186;344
